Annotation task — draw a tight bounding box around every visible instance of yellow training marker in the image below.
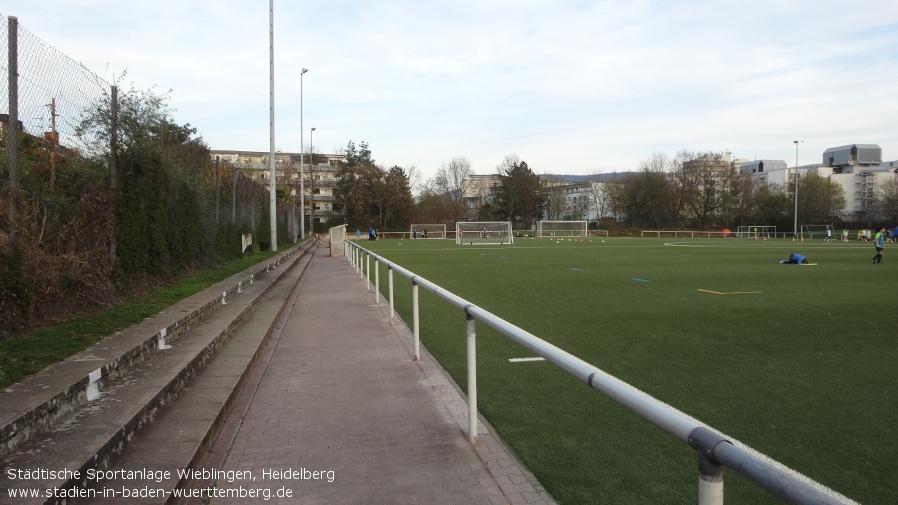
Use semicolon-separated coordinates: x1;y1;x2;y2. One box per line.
697;289;763;295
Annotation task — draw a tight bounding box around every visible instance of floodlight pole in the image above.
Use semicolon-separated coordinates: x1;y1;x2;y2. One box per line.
268;0;278;251
309;127;316;235
793;140;802;238
300;67;308;239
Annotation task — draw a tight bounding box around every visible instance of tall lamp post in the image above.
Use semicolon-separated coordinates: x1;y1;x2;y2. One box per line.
310;127;316;236
299;67;308;239
267;0;278;251
793;140;802;238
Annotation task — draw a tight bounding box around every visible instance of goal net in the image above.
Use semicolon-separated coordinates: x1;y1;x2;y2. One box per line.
456;222;513;245
410;224;446;239
736;225;776;239
537;220;588;238
801;225;833;240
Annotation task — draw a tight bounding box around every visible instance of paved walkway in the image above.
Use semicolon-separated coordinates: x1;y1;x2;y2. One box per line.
209;248;555;504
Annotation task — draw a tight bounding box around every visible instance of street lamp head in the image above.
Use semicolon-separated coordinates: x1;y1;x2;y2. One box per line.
301;67;308;74
311;127;316;132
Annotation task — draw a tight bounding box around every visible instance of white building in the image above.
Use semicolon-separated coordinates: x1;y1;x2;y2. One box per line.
745;144;898;222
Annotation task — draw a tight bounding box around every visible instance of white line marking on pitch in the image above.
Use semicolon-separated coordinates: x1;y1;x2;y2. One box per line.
509;357;546;363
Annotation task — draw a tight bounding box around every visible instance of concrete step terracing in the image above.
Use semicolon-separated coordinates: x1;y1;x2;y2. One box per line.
0;240;317;504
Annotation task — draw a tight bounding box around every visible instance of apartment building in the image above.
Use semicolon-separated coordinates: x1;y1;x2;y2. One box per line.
210;149;345;228
744;144;898;222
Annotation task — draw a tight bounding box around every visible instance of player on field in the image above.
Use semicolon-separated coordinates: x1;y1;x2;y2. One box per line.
780;253;809;264
872;226;885;264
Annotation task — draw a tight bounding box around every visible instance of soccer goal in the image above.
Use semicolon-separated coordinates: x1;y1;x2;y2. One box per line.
801;225;834;240
456;222;514;245
736;225;776;239
410;224;447;239
537;220;588;238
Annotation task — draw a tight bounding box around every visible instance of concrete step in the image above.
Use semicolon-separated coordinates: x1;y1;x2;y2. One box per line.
0;241;318;504
77;246;316;505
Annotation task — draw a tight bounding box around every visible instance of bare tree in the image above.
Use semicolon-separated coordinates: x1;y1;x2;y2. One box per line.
678;151;730;230
406;164;423;198
873;176;898;222
638;152;677;228
432;156;473;224
541;174;567;220
586;173;609;225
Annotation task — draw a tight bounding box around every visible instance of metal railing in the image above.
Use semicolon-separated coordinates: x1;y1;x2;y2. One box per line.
344;240;852;505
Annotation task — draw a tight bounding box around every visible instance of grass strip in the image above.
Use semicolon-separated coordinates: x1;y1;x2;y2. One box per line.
0;250;279;389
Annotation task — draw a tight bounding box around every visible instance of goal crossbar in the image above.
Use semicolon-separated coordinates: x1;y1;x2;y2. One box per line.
456;222;513;245
410;224;446;239
735;225;777;239
538;220;588;238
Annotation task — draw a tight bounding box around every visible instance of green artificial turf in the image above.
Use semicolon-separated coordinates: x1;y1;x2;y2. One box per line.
359;237;896;505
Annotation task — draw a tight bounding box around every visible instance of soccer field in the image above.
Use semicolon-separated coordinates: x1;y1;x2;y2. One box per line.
359;237;896;504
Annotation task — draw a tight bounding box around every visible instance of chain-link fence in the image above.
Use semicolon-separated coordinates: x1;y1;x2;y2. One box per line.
1;14;295;338
0;13;109;156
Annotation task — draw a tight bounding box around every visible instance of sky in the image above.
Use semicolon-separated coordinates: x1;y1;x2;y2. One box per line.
3;0;898;182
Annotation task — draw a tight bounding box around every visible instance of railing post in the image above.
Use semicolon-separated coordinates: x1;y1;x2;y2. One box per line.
388;265;395;325
366;254;371;291
466;310;478;443
374;259;380;304
689;427;726;505
412;280;420;361
698;457;724;505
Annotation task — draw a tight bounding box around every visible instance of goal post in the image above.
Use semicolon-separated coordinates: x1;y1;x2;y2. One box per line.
736;225;776;239
801;225;833;240
410;224;447;239
456;222;513;245
537;220;588;238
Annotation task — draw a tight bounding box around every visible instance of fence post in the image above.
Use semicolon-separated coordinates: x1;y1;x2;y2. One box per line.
231;161;237;224
215;156;221;225
412;280;420;361
6;16;19;247
388;266;394;325
466;310;478;443
374;259;380;304
366;254;370;290
689;427;726;505
109;85;119;267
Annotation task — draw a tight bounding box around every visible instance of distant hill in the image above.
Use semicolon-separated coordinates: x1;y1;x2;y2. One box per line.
542;172;637;183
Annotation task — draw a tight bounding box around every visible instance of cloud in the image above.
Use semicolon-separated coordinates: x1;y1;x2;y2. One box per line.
4;0;898;180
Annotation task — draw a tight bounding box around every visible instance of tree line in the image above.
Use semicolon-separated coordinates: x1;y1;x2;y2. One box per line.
334;150;548;231
1;83;276;337
596;150;898;230
333;145;896;232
